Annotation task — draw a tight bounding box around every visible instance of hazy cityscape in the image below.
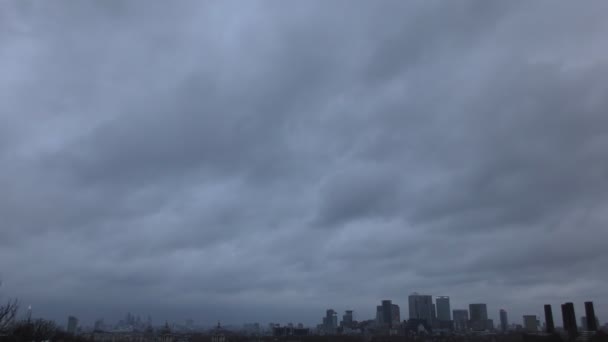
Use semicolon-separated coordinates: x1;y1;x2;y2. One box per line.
1;292;606;342
2;1;608;342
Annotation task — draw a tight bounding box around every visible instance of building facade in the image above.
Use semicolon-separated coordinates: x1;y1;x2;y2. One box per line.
409;293;434;325
436;297;451;322
585;301;598;331
561;302;578;337
469;304;488;331
500;309;508;332
322;309;337;334
391;304;401;326
382;300;393;328
544;305;555;333
341;310;354;328
523;315;538;332
453;310;469;331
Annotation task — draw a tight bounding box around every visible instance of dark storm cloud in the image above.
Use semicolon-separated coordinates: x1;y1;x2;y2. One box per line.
1;0;608;327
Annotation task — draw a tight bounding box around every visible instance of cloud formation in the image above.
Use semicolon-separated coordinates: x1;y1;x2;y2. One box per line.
1;0;608;327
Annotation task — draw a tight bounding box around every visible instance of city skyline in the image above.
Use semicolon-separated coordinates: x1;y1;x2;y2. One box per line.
9;296;603;330
1;0;608;332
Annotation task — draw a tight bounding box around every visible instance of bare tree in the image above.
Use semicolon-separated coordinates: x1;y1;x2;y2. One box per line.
12;318;58;342
0;298;19;332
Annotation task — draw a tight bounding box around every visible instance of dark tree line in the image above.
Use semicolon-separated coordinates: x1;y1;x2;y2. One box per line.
0;299;87;342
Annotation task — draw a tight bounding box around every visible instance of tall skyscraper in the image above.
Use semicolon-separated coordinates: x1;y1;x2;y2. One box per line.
376;306;382;325
452;310;469;331
382;300;393;328
499;309;508;332
581;317;599;332
322;309;337;334
523;315;538;332
436;297;451;321
392;304;401;326
469;304;488;331
341;310;353;328
67;316;78;335
584;301;598;331
544;305;555;334
409;293;434;325
561;302;577;337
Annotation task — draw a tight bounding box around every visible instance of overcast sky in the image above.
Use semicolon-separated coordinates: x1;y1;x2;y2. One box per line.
1;0;608;328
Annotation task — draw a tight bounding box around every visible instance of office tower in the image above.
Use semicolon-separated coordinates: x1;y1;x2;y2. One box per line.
436;297;451;322
469;304;489;331
453;310;469;331
409;293;434;325
376;306;382;324
67;316;78;335
500;309;508;332
487;319;494;331
523;315;538;332
561;302;577;337
544;305;555;333
341;310;353;328
582;317;588;331
322;309;337;334
392;304;401;326
585;302;598;331
581;317;599;332
382;300;393;328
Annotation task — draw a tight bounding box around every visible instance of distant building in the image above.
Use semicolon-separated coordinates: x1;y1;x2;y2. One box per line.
341;310;354;328
585;301;598;331
453;310;469;331
582;317;588;331
322;309;338;334
544;305;555;334
469;304;488;331
581;317;600;332
500;309;508;332
562;302;578;337
436;297;451;322
67;316;79;335
487;319;494;331
391;304;401;326
382;300;393;328
273;325;309;337
374;300;399;329
409;293;434;326
523;315;538;332
211;322;227;342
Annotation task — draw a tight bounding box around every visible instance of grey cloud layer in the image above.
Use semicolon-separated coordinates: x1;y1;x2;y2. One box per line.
1;0;608;326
